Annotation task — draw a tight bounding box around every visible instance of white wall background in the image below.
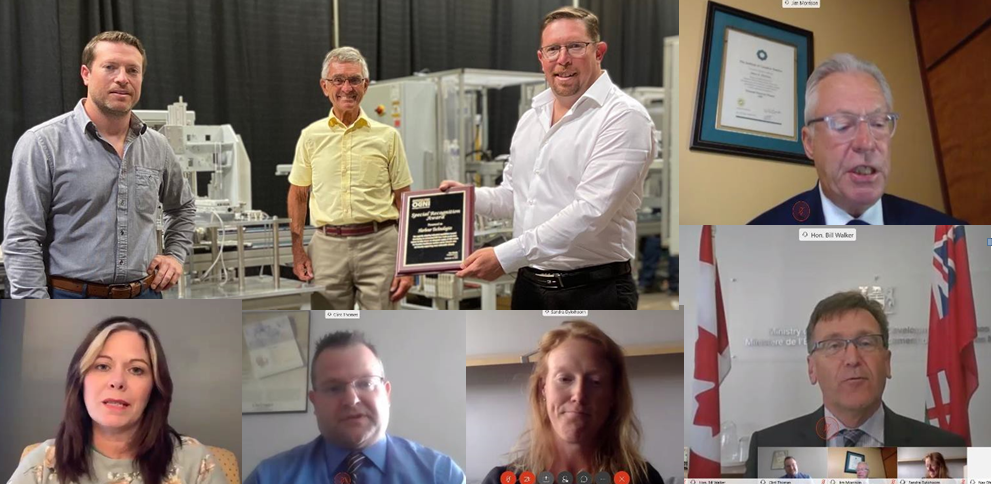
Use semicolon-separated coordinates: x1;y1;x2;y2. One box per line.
465;310;683;484
241;310;466;481
896;446;967;478
755;447;828;478
0;300;243;481
965;447;991;478
681;225;992;460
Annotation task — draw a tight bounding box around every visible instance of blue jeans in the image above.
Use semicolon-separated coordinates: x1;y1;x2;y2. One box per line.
638;235;662;288
51;286;163;299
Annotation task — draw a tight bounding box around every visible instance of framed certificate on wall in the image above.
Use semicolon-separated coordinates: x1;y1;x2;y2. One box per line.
242;310;310;414
690;1;814;165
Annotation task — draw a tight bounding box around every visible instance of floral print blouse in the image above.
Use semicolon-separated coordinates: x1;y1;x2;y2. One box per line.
7;436;227;484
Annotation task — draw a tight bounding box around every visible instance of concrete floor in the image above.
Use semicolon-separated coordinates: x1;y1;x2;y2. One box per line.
637;291;679;310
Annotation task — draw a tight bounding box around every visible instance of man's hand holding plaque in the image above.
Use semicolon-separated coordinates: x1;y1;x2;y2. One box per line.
395;185;475;276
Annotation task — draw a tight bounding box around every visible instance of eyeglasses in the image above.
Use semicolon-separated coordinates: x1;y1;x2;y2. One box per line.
539;41;596;60
323;76;366;87
316;376;385;396
809;334;886;357
806;112;899;142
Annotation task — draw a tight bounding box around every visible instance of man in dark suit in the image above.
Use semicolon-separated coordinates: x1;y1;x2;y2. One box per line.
749;53;964;225
744;291;966;478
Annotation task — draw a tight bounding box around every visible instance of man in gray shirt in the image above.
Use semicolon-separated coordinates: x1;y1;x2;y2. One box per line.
2;31;195;298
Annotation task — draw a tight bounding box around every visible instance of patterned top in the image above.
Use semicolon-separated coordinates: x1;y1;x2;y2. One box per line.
7;436;227;484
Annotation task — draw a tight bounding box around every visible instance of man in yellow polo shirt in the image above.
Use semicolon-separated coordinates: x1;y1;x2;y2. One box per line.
287;46;413;309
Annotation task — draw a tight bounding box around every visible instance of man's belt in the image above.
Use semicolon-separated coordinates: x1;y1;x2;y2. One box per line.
320;219;396;237
518;260;632;290
49;274;156;299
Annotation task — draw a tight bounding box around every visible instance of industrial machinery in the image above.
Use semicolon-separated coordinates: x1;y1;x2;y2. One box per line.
134;98;253;222
136;98;319;307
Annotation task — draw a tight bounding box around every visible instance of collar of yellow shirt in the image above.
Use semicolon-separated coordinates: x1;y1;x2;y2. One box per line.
328;108;371;130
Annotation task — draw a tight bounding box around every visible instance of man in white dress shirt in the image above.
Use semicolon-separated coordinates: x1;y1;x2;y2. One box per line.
440;6;655;309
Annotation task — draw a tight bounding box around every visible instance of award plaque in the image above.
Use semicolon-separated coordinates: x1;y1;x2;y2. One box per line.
396;186;474;275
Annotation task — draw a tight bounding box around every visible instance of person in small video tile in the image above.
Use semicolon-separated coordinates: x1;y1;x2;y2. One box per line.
6;318;227;484
923;452;950;479
745;292;966;477
856;462;870;479
245;331;464;484
781;456;811;479
481;321;664;484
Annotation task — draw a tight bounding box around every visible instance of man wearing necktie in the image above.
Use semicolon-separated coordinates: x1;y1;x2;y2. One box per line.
244;331;466;484
749;53;965;225
744;292;965;477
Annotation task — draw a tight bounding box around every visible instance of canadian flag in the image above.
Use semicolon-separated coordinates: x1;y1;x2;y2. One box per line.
925;225;978;445
689;226;731;478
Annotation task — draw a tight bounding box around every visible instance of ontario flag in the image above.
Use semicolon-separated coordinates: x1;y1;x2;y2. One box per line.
689;226;731;478
925;225;979;445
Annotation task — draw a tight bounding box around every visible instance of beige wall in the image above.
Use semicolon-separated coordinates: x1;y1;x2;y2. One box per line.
828;447;885;478
680;0;944;224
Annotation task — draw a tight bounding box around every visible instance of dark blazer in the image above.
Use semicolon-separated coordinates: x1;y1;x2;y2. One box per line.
744;404;966;477
748;184;966;225
482;463;665;484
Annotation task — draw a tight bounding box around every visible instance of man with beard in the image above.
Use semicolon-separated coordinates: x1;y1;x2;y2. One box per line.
3;31;194;298
440;7;656;309
245;331;465;484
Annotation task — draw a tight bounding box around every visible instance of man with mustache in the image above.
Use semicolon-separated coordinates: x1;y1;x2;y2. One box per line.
744;291;964;478
3;31;194;298
749;53;964;225
245;331;465;484
287;46;413;309
439;7;656;309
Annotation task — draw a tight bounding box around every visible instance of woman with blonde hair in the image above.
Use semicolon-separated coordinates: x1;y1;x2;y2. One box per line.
923;452;950;478
7;317;228;484
482;320;663;483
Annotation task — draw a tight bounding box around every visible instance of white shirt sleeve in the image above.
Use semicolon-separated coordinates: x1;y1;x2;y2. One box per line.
494;109;653;272
474;155;515;220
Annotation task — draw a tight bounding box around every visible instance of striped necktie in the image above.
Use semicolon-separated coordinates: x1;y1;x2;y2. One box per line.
839;428;866;447
345;451;366;484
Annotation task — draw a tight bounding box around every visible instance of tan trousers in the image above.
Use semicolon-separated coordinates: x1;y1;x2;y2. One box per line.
307;225;399;310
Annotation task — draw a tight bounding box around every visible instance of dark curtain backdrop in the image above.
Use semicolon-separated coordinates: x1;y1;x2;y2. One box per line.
0;0;677;234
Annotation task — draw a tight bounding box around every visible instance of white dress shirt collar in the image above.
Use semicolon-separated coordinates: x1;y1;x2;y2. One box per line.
824;404;886;446
818;183;884;225
532;70;612;111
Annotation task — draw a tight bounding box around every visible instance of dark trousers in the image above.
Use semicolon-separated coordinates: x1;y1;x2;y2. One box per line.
511;272;639;310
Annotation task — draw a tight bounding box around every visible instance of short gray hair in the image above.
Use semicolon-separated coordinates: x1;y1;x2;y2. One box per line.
804;53;893;125
321;46;369;80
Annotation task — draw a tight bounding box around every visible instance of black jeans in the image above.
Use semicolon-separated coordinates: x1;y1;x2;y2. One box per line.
511;272;639;310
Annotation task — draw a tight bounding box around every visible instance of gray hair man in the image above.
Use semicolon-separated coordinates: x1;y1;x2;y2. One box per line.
749;53;964;225
856;461;870;479
286;46;414;309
